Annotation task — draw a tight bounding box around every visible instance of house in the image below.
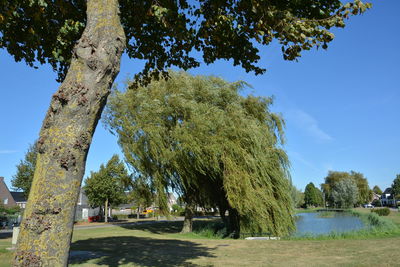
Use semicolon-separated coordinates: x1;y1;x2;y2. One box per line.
372;192;381;202
0;177;99;221
381;188;395;206
0;176;27;208
167;193;177;211
10;192;27;209
75;189;99;221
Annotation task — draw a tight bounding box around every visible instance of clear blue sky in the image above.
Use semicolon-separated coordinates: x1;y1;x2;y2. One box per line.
0;0;398;192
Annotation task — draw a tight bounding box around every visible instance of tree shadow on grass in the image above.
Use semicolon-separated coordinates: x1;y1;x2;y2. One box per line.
120;221;183;234
118;219;223;236
69;236;215;267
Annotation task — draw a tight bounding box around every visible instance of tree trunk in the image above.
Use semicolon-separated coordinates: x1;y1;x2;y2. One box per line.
228;208;240;239
137;206;140;220
105;198;109;223
14;1;126;266
181;202;195;233
219;206;227;224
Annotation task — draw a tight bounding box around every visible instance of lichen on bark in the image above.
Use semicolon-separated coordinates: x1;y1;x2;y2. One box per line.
14;0;126;266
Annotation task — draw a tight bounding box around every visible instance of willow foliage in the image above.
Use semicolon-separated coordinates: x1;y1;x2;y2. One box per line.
105;71;294;236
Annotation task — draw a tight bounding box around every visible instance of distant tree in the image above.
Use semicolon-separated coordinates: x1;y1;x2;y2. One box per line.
290;184;304;208
127;175;154;219
372;185;383;195
83;155;128;222
315;187;324;207
350;171;372;205
11;142;38;198
322;171;370;206
304;183;323;207
392;174;400;205
331;179;358;208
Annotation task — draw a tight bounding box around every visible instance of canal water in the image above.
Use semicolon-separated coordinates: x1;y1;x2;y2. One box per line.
295;212;364;236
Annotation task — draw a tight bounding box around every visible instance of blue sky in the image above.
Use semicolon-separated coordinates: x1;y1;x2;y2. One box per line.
0;0;398;193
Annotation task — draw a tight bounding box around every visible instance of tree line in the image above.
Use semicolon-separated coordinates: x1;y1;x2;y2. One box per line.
290;171;400;209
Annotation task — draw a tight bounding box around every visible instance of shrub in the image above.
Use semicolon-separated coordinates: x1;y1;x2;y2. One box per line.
371;207;390;216
371;199;382;207
192;220;228;238
171;204;184;213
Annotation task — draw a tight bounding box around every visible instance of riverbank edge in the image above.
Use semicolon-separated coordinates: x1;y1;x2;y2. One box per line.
287;209;400;241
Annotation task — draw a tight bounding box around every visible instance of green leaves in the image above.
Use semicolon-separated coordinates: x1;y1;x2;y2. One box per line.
304;182;323;207
105;71;295;236
392;174;400;199
11;141;38;198
322;170;372;207
1;1;371;82
83;155;128;208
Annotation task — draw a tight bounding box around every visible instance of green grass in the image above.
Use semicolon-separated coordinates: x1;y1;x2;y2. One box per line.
294;207;322;214
316;211;336;218
1;211;400;266
0;238;13;267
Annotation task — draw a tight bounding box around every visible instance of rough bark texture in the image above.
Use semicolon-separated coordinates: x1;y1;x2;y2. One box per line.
181;202;194;234
104;198;109;223
14;1;126;266
228;208;240;239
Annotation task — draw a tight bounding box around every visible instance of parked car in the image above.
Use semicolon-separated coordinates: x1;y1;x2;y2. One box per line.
363;203;374;208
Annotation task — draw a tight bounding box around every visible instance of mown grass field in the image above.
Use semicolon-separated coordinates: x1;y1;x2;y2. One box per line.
1;209;399;266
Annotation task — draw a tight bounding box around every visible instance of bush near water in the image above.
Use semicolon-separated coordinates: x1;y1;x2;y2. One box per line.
371;208;390;216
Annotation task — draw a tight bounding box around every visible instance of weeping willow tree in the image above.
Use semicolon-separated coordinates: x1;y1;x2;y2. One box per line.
105;71;294;237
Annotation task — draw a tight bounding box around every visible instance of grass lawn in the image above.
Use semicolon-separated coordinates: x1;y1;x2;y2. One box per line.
1;210;400;266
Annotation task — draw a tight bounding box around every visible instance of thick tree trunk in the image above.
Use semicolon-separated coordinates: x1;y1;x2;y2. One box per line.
228;208;240;239
14;1;126;266
181;202;195;233
105;198;109;223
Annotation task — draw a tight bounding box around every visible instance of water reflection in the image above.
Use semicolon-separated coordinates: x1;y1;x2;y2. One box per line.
295;212;364;236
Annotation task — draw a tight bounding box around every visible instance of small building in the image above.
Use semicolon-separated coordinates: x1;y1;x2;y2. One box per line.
0;176;27;208
372;192;381;202
381;188;395;206
75;189;99;221
167;193;177;211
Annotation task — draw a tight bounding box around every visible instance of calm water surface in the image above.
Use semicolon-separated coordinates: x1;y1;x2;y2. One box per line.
295;212;364;236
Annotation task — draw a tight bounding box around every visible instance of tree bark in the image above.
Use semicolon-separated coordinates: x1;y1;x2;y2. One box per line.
14;1;126;266
105;198;109;223
181;202;195;234
228;208;240;239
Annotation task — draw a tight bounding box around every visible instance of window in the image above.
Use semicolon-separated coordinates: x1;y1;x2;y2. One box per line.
3;198;8;205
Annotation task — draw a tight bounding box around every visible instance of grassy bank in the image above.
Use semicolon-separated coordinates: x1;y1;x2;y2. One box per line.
290;208;400;240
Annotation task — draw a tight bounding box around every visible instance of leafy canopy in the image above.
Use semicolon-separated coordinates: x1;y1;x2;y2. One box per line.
1;0;371;81
11;141;38;198
322;170;371;206
392;174;400;199
127;175;154;211
304;182;323;207
83;154;128;208
372;185;382;195
105;71;294;236
331;178;358;208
